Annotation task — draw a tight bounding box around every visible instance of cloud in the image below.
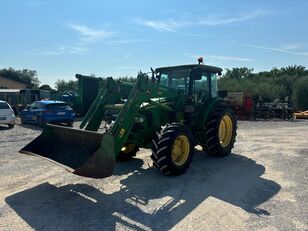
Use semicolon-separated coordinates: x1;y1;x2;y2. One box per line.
244;43;308;56
188;54;253;62
174;32;213;38
67;23;115;42
106;39;149;45
198;10;269;26
137;19;179;32
138;10;270;32
27;45;87;56
280;43;303;50
206;55;253;62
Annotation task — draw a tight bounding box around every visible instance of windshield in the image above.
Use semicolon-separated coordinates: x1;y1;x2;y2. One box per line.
46;103;71;110
158;69;190;94
0;102;10;109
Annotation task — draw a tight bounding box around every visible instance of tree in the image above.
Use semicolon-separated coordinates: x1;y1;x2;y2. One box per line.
219;65;308;106
21;69;40;88
223;67;254;79
39;84;55;91
118;76;136;83
280;65;306;77
54;79;78;94
292;76;308;110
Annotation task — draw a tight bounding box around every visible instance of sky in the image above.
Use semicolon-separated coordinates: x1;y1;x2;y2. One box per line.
1;0;308;86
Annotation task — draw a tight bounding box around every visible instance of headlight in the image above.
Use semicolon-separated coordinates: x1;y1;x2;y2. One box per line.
135;117;144;123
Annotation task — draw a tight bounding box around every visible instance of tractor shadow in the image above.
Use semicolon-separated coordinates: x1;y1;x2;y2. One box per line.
19;123;72;131
5;152;281;231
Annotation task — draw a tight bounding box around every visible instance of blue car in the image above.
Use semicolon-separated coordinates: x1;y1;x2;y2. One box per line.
21;100;75;127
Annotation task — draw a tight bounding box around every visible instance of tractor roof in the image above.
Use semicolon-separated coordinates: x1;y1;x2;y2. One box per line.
155;64;223;75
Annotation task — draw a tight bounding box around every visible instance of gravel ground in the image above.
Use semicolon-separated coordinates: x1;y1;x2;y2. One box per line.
0;119;307;231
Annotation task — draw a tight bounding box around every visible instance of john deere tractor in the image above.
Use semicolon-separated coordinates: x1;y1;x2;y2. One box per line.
20;61;237;178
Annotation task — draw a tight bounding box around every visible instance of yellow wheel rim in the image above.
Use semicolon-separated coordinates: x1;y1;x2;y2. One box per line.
219;115;233;148
121;144;135;154
171;135;190;166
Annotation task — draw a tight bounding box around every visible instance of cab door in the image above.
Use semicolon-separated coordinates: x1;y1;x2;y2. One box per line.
193;73;211;104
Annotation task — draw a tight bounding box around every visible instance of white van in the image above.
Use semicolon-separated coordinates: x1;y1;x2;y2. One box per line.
0;100;15;128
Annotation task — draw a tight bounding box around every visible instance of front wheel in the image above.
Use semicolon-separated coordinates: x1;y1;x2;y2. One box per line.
151;123;194;175
202;107;237;157
8;124;15;129
20;113;27;124
67;121;74;127
117;144;139;161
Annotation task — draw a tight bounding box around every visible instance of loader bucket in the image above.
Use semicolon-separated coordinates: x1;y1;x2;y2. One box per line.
19;124;116;178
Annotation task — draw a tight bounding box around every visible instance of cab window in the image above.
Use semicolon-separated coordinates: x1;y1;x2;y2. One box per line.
211;73;218;98
194;73;210;103
170;76;188;92
159;70;189;95
159;74;169;87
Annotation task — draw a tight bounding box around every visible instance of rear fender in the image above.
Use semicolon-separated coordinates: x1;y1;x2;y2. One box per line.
197;98;233;129
197;98;221;129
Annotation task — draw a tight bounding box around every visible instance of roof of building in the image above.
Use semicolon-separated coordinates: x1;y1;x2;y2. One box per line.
0;75;29;84
0;89;20;93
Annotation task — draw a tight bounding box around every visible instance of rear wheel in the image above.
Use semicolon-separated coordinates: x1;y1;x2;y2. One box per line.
202;107;237;157
151;123;194;175
37;116;45;128
21;115;26;124
117;144;139;161
67;121;74;127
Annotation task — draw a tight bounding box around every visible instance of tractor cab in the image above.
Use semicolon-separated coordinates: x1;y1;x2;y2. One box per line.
155;64;222;104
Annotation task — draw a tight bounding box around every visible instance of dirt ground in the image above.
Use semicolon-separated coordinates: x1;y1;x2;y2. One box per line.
0;119;307;231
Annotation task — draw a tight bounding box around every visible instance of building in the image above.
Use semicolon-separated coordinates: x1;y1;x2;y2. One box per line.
0;76;28;89
0;89;20;106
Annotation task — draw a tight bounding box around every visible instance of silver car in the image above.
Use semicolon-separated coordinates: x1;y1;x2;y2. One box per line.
0;100;15;128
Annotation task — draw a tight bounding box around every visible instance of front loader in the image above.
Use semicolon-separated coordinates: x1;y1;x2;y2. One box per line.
20;62;237;178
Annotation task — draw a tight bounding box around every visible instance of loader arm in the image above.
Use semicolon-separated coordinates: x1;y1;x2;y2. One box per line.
80;78;134;131
107;73;180;156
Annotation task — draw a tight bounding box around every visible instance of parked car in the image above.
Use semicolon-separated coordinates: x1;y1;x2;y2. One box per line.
20;100;75;127
0;100;15;128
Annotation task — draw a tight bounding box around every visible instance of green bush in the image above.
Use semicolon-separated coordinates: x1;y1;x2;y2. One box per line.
218;66;308;107
292;76;308;110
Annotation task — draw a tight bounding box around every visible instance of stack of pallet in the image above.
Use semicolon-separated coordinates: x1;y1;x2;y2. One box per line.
294;110;308;119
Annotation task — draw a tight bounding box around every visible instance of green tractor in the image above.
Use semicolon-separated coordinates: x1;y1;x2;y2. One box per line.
20;61;237;178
